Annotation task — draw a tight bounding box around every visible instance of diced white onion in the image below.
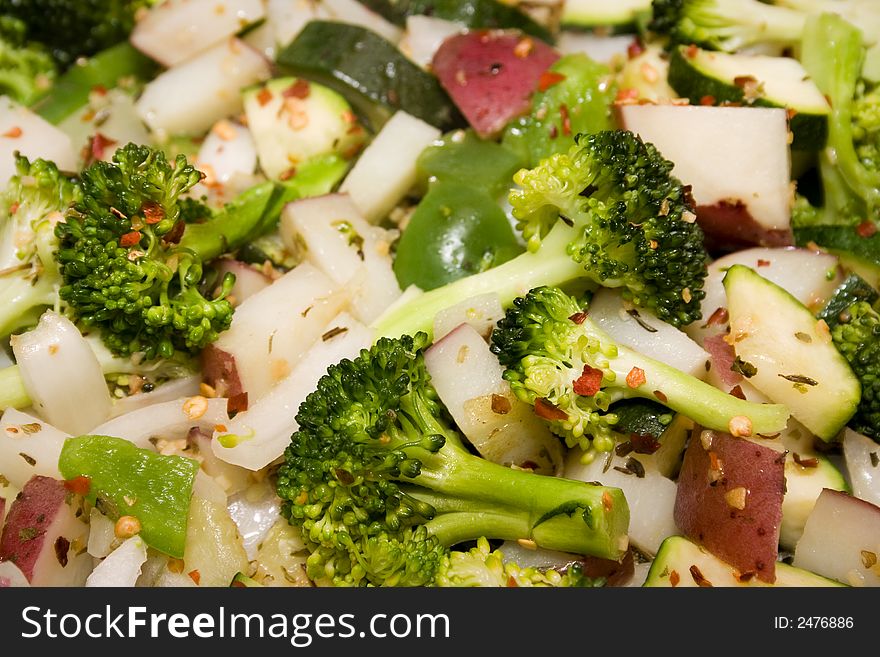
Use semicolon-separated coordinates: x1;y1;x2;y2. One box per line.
86;537;148;588
0;408;69;488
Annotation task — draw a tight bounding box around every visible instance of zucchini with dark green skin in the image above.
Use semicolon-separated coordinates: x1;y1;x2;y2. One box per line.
667;45;830;151
794;225;880;282
818;274;880;328
356;0;553;43
276;21;465;132
561;0;651;31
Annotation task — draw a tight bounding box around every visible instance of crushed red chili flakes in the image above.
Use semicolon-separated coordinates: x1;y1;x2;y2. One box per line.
699;95;716;106
64;476;91;496
615;87;639;102
87;132;117;164
573;365;604;396
792;452;819;468
279;167;297;181
653;390;668;403
507;576;518;587
142;200;165;225
702;307;728;328
669;570;680;586
756;259;771;267
256;87;273;106
729;385;746;400
188;569;201;585
559;104;572;136
689;564;713;587
538;70;566;92
627;39;645;59
626;367;646;389
534;398;568;421
513;37;534;58
283;79;311;99
119;231;142;247
856;221;877;238
2;126;22;138
227;392;249;418
630;433;661;455
568;311;587;324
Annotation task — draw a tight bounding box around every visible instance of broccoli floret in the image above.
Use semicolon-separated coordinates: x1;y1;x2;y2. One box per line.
434;537;605;587
794;13;880;230
649;0;806;52
0;15;56;105
829;301;880;440
373;130;709;341
3;1;155;69
54;143;281;361
0;153;80;338
274;332;630;587
490;286;790;457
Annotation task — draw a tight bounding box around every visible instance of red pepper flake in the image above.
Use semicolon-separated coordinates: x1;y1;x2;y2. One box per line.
630;433;661;455
119;231;142;247
626;367;646;389
279;167;297;181
2;126;22;138
729;385;746;400
856;221;877;238
513;37;534;59
142;200;165;225
188;569;201;585
756;259;771;267
538;71;566;92
256;87;273;106
506;576;518;587
669;569;680;586
64;476;91;496
283;79;311;99
91;84;108;97
227;392;249;419
559;104;571;137
9;202;19;214
702;307;729;328
653;390;667;403
534;398;568;421
627;39;645;59
602;491;613;511
548;124;558;139
733;570;756;583
568;311;587;324
573;365;604;397
87;133;117;164
162;219;185;245
699;95;716;106
685;44;698;59
615;88;639;102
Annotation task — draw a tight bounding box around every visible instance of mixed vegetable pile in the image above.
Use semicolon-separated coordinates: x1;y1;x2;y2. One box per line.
0;0;878;589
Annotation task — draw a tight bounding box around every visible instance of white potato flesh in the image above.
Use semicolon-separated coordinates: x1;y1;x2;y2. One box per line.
195;120;258;185
58;89;152;163
213;312;372;470
793;489;880;587
135;38;271;137
11;311;112;435
86;536;148;587
843;428;880;507
339;111;441;223
588;288;710;379
0;409;69;488
617;104;791;231
556;32;634;65
131;0;266;68
433;292;505;341
686;247;842;346
565;447;677;556
399;15;465;69
267;0;331;49
211;262;348;400
0;96;77;182
280;194;401;324
322;0;403;43
0;561;30;587
424;323;564;475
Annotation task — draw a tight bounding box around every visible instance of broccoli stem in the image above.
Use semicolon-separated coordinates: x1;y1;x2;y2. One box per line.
0;273;57;338
408;437;630;559
373;221;584;341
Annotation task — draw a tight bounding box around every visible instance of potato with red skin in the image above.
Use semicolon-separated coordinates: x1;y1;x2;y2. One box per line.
0;497;5;533
201;344;244;399
674;428;786;583
0;475;92;586
432;30;559;139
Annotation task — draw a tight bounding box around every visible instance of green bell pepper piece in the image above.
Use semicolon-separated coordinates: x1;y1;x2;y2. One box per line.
393;181;524;291
58;435;199;558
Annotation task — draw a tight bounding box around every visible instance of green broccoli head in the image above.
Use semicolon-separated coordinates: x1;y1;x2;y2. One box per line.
832;301;880;440
54;143;235;360
649;0;805;52
491;286;790;458
510;131;708;327
0;15;56;105
3;0;155;69
275;332;630;587
0;153;80;337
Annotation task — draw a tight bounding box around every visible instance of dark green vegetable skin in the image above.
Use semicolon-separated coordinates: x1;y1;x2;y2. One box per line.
276;21;465;132
355;0;554;43
58;435;199;558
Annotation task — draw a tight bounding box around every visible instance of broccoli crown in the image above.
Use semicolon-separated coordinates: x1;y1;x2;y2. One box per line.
276;332;631;586
54;143;235;360
832;301;880;440
0;15;56;105
853;81;880;177
2;0;152;69
510;130;708;327
491;286;790;457
649;0;804;52
0;153;80;337
435;537;604;587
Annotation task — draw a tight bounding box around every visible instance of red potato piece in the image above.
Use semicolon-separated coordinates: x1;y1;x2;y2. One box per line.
703;334;743;390
432;30;559;138
674;428;786;583
697;201;794;253
0;497;5;533
0;475;91;586
201;344;244;399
